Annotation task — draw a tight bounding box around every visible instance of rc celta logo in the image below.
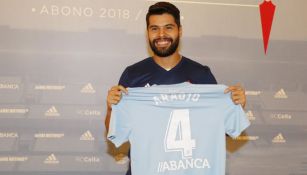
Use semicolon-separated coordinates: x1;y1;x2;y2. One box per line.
75;156;100;163
270;113;292;120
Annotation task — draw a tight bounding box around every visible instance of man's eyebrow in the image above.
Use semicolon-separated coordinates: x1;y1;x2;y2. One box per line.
165;24;175;27
149;24;175;28
149;25;158;28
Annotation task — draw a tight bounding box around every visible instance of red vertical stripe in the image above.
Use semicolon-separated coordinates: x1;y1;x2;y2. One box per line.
259;0;276;54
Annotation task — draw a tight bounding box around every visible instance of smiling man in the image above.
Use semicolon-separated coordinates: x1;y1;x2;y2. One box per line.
105;2;246;175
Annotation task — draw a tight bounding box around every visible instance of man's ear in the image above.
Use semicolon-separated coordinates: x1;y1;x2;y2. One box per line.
179;26;182;37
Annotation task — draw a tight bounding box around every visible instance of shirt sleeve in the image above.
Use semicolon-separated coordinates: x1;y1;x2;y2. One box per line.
204;66;218;84
191;65;218;84
118;67;130;87
224;95;250;138
107;101;132;147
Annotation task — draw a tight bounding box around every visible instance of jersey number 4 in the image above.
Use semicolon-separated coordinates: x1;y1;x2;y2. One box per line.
164;109;196;159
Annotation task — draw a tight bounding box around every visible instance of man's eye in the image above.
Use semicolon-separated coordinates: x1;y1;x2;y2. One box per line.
151;27;158;31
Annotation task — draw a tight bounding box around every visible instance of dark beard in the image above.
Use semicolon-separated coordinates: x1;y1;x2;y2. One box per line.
149;37;180;57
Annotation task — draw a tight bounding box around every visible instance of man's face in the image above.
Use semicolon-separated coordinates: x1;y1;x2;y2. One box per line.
147;13;181;57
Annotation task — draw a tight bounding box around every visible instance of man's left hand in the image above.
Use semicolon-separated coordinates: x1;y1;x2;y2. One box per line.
224;83;246;108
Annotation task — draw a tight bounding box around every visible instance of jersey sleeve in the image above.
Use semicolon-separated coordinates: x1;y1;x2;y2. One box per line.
224;97;250;138
107;102;132;147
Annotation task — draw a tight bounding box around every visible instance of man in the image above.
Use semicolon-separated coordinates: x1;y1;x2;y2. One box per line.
105;2;246;175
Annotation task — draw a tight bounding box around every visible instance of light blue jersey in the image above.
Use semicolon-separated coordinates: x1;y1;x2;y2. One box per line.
108;83;250;175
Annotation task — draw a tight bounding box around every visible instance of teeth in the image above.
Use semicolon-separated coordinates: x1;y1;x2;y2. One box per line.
156;39;170;46
158;41;169;44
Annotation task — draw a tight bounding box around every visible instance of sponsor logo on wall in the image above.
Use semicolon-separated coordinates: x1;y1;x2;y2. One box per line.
0;132;18;138
270;113;292;120
45;106;60;117
81;83;96;94
35;85;65;90
75;156;100;163
274;89;288;99
44;154;59;164
272;133;286;143
77;109;101;116
0;156;28;162
245;90;262;96
246;110;256;121
234;136;259;141
0;83;19;90
0;108;29;114
80;130;95;141
35;133;65;138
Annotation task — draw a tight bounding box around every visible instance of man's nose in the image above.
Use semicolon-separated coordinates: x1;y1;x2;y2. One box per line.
158;28;166;37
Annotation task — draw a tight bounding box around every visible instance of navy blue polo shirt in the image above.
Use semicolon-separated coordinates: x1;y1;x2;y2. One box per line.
119;56;217;87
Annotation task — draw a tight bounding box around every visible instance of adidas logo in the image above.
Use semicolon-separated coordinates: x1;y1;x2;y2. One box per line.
44;154;59;164
80;130;95;141
246;110;256;121
272;133;286;143
81;83;96;94
144;83;157;87
274;89;288;99
45;106;60;117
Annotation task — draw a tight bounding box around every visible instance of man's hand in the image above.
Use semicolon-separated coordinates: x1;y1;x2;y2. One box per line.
107;85;128;109
224;83;246;108
105;85;128;132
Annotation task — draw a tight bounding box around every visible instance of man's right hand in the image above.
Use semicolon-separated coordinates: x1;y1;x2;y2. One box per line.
107;85;128;109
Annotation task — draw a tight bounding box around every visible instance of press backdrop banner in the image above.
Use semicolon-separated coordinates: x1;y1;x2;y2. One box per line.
0;0;307;175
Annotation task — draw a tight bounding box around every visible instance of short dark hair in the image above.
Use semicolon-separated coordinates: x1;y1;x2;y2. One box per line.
146;1;181;28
